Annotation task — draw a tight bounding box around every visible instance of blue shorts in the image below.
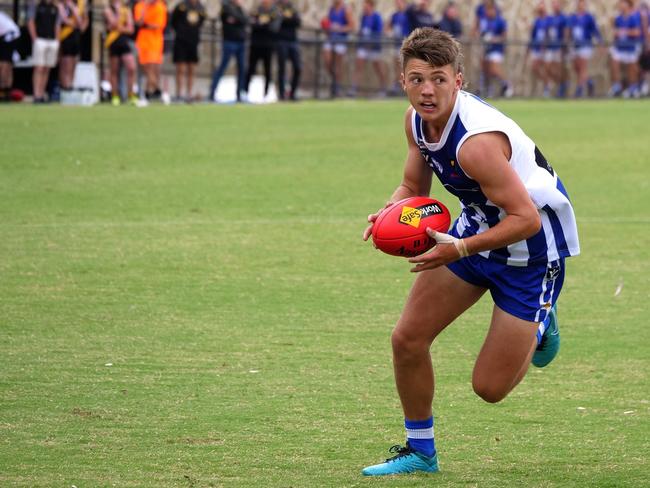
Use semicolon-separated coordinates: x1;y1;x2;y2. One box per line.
446;255;565;324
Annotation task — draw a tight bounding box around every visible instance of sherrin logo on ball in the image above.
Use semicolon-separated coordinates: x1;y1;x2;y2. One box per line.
372;197;451;257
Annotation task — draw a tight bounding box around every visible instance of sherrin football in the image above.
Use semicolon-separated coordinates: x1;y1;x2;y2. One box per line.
371;196;451;257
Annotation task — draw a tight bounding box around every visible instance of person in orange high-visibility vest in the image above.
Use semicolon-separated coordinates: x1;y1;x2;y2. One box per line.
134;0;167;99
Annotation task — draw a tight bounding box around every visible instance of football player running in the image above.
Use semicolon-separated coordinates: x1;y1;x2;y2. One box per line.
361;27;579;476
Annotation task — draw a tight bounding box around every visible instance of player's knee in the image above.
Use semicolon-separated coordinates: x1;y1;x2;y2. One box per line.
391;326;428;361
472;379;508;404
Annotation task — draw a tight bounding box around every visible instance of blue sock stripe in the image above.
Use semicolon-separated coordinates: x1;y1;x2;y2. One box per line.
405;416;436;457
405;417;433;430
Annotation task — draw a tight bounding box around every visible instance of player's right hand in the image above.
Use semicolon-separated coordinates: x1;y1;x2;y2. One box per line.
362;202;394;242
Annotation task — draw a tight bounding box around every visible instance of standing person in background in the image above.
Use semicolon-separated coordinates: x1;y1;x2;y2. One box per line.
209;0;248;102
528;1;549;97
350;0;386;98
0;11;20;102
245;0;281;101
134;0;167;100
171;0;206;102
545;0;569;98
609;0;643;97
406;0;435;31
437;2;462;39
568;0;602;98
321;0;354;98
104;0;137;105
28;0;62;103
387;0;409;95
639;1;650;95
58;0;88;93
479;1;512;97
276;0;301;101
472;0;497;38
472;0;498;96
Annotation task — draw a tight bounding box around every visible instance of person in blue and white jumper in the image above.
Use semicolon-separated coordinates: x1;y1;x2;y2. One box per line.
478;1;512;97
568;0;602;97
609;0;643;97
528;1;549;97
362;27;579;477
350;0;386;97
545;0;569;98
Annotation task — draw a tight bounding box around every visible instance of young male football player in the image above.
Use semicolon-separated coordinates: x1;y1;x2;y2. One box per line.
361;27;579;476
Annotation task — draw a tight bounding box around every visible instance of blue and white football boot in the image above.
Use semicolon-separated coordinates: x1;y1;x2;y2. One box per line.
362;443;439;476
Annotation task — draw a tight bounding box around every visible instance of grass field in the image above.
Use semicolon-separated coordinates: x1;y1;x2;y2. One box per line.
1;99;649;487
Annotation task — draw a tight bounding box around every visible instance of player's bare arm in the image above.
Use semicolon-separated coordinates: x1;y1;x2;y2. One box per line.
363;107;432;241
409;131;541;272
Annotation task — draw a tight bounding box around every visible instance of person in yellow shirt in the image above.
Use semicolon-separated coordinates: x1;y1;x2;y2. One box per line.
104;0;137;105
58;0;88;91
134;0;167;99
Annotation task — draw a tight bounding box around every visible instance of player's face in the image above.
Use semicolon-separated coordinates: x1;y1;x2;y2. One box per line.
401;59;462;125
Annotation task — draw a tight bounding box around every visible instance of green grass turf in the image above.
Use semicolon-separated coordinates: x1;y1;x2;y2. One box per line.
0;100;648;487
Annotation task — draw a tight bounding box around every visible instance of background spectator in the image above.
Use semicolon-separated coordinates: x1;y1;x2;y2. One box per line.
171;0;206;102
387;0;409;95
406;0;435;31
472;0;498;39
609;0;643;97
209;0;249;102
350;0;385;97
437;1;462;39
640;1;650;95
276;0;301;101
28;0;62;103
104;0;137;105
245;0;281;101
473;0;497;97
58;0;88;93
568;0;602;98
545;0;569;98
322;0;355;98
134;0;168;100
479;0;511;97
528;0;549;96
0;10;20;102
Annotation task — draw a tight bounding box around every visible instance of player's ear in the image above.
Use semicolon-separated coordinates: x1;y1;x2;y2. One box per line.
400;72;406;91
455;72;463;91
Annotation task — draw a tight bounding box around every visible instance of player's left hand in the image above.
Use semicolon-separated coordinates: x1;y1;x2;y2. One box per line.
408;228;463;273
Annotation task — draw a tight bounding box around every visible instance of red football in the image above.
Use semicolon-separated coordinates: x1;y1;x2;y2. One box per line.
371;196;451;257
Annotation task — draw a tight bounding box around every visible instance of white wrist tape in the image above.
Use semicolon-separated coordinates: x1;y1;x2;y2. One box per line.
429;230;470;258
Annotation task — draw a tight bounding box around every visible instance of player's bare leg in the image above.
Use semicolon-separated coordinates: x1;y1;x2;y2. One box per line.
175;62;186;99
392;266;485;420
186;63;195;101
472;305;538;403
372;59;387;95
363;267;485;476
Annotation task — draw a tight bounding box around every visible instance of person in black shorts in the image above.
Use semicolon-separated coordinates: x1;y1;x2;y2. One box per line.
104;0;137;104
58;0;88;92
171;0;206;102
